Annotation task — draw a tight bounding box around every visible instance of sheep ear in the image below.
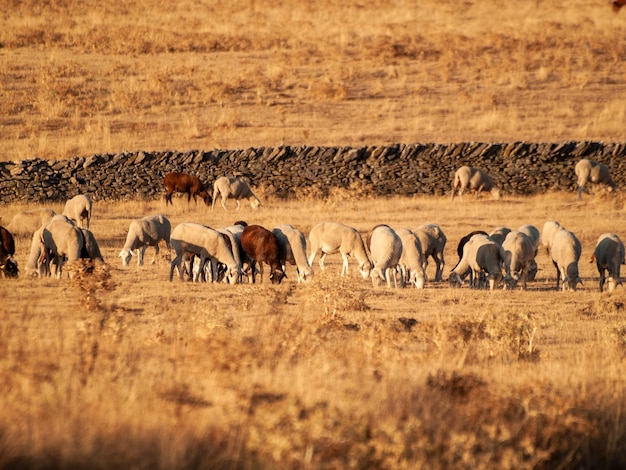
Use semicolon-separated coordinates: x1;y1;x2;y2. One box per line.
589;255;596;264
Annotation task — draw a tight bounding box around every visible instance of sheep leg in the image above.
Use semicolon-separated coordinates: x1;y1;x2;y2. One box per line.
599;267;605;292
235;200;241;211
318;251;328;271
341;253;350;276
151;244;160;265
221;197;228;211
169;255;180;281
553;261;560;290
138;246;147;266
435;254;444;282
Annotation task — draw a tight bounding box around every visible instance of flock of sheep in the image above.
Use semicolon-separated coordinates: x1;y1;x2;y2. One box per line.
0;159;622;293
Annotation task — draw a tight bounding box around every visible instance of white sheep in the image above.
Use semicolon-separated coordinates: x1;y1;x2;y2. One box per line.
62;194;92;229
488;227;511;246
550;228;583;291
413;223;447;282
308;222;372;279
41;217;84;278
212;176;261;211
395;228;426;288
119;214;171;266
448;234;504;290
591;233;625;293
367;225;403;288
575;159;616;200
541;220;563;254
7;208;56;235
518;224;541;281
451;166;502;201
80;228;105;264
169;223;241;283
221;223;254;280
502;231;536;290
272;224;314;283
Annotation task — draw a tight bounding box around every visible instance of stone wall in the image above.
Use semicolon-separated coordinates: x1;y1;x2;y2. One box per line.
1;141;626;203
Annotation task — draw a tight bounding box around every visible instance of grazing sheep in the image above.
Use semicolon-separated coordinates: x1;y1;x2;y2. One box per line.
395;228;426;289
41;217;84;278
518;224;541;281
80;228;105;264
367;225;403;288
488;227;511;246
119;215;171;266
169;223;241;283
0;225;18;278
163;172;211;206
212;176;261;211
591;233;625;293
550;228;583;291
541;221;563;254
575;159;616;200
212;228;244;283
502;231;536;290
221;222;254;281
413;223;447;282
241;225;285;284
62;194;92;229
449;234;504;290
308;222;372;279
25;226;46;277
456;230;489;260
7;208;55;235
272;224;314;283
451;166;502;201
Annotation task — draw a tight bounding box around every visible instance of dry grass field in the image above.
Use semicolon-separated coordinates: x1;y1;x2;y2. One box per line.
3;0;626;468
2;191;626;468
1;0;626;161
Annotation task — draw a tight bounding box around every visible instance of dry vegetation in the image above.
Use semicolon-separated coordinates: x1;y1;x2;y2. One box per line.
2;191;626;468
1;0;626;161
2;0;626;467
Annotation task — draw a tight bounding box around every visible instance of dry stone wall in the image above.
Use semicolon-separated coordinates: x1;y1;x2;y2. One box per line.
1;141;626;203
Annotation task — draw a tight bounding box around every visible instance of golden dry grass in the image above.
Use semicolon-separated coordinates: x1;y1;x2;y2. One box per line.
2;191;626;468
1;0;626;161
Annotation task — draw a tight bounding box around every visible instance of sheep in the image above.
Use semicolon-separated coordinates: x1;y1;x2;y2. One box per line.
550;228;583;291
62;194;92;229
212;176;261;211
26;215;75;277
0;225;18;278
518;224;541;281
395;228;426;289
41;217;84;278
308;222;372;279
451;166;502;201
488;227;511;246
7;208;56;236
413;223;447;282
163;172;211;206
241;225;286;284
169;223;241;283
272;224;314;283
501;231;536;290
449;234;504;290
25;225;46;277
80;228;105;264
591;233;625;293
575;159;616;200
119;215;171;267
221;222;254;281
541;220;563;254
366;225;403;288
